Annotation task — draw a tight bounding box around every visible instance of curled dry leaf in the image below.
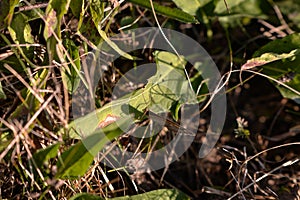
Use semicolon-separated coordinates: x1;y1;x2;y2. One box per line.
241;49;300;70
241;59;269;70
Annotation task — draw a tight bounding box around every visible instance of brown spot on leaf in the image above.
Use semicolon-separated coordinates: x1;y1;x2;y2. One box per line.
98;114;120;128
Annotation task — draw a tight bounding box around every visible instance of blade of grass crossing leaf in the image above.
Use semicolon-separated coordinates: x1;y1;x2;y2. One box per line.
98;30;134;60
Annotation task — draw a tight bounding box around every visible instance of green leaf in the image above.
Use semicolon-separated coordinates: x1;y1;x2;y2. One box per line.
32;143;61;168
153;51;198;104
49;0;71;24
214;0;264;16
70;189;187;200
56;117;130;179
1;0;19;29
70;0;84;18
0;1;10;30
0;132;12;152
215;0;245;14
70;193;104;200
110;189;190;200
8;13;34;46
245;33;300;103
65;51;197;139
0;81;6;99
172;0;211;16
6;12;37;69
56;140;94;179
214;0;267;27
89;0;104;29
61;38;81;94
70;0;85;30
174;0;267;28
65;99;125;139
127;0;198;23
131;51;197;115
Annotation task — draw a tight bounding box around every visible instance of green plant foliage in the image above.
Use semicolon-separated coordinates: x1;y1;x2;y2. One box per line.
66;51;198;138
65;94;127;139
8;13;34;45
70;193;104;200
0;6;44;71
56;139;94;179
130;51;197;115
0;132;11;152
0;0;19;30
0;1;10;31
32;142;61;168
0;0;299;198
70;189;190;200
56;117;131;179
111;189;190;200
172;0;212;16
127;0;198;23
246;33;300;103
44;0;71;61
83;0;134;59
89;0;104;30
6;12;35;68
172;0;267;27
61;38;81;94
70;0;85;30
215;0;267;26
70;0;85;20
242;49;300;69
